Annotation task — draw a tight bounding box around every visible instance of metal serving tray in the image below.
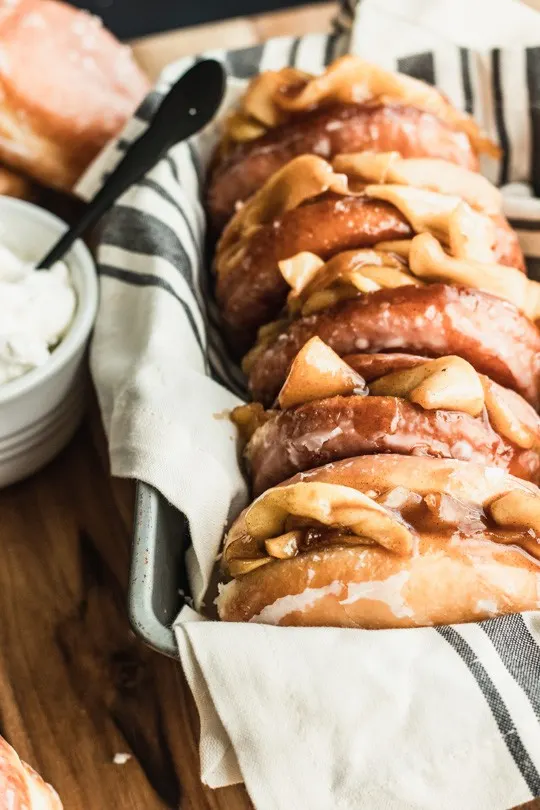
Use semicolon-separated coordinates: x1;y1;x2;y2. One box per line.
129;481;191;658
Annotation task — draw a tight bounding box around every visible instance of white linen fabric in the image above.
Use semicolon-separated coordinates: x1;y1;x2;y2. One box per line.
79;0;540;807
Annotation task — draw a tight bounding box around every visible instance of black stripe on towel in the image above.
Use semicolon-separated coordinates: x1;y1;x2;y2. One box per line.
100;207;199;295
492;49;510;186
138;178;201;261
507;217;540;232
324;34;338;67
165;155;180;185
226;44;264;79
481;615;540;723
187;141;204;190
338;0;355;22
98;264;206;356
438;626;540;795
526;47;540;196
288;37;301;66
117;138;132;153
527;258;540;281
333;0;355;34
460;48;474;114
397;52;435;86
135;90;164;124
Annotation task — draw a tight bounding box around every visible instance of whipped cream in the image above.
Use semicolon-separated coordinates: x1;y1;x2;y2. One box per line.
0;244;76;385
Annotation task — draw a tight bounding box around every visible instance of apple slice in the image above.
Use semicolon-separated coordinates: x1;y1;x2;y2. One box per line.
374;239;413;259
295;250;415;314
265;529;375;559
278;251;325;296
278;336;367;409
369;355;485;417
447;203;495;261
246;481;415;555
481;376;540;450
333;151;401;183
230;402;270;444
364;184;462;243
409;233;540;320
333;152;501;213
265;531;304;559
490;490;540;536
228;557;273;576
225;111;267;142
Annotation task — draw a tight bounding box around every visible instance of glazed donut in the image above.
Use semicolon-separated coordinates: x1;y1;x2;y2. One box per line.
336;352;428;381
0;166;33;200
0;735;62;809
0;0;149;191
208;56;498;230
246;284;540;408
236;344;540;494
218;195;412;350
215;155;524;351
208;104;479;230
217;455;540;628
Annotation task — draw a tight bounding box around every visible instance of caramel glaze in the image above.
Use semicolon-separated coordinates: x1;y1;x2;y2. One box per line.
246;395;540;495
344;352;426;380
216;196;412;353
247;284;540;408
207;102;479;231
278;500;537;557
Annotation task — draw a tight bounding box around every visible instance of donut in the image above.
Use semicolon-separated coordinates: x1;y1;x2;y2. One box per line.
238;347;540;494
216;155;524;351
208;56;497;229
0;0;149;191
246;284;540;408
217;455;540;628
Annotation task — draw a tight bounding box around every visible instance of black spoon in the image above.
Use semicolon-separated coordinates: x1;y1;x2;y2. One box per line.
37;58;226;269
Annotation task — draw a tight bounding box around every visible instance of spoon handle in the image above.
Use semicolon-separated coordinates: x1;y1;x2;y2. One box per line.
38;59;225;269
39;129;167;267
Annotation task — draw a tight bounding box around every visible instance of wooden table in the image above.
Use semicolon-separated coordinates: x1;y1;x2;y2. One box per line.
1;4;539;809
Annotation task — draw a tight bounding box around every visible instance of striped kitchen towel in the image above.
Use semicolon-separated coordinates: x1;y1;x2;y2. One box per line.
78;0;540;807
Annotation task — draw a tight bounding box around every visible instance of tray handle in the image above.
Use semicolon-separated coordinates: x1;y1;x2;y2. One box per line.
129;481;190;659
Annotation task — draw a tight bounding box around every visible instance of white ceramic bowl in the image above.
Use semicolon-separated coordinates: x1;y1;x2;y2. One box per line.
0;197;98;487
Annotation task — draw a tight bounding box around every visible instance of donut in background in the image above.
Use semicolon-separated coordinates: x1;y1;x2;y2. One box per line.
0;734;62;809
0;0;149;193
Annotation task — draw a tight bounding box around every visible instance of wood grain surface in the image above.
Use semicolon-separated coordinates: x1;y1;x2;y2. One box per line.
0;4;539;809
131;3;336;79
0;396;253;809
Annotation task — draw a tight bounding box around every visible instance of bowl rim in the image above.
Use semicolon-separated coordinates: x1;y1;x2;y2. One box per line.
0;197;98;405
